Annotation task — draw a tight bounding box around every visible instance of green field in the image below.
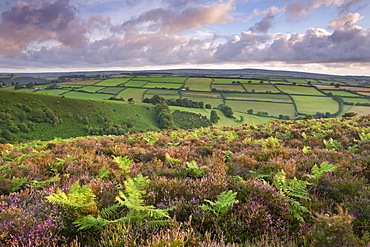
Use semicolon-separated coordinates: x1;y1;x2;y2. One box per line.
182;91;222;98
323;90;361;97
143;83;182;89
95;78;130;86
243;84;280;93
63;91;111;100
80;86;105;93
185;78;212;91
98;87;124;94
142;77;187;83
116;88;147;101
224;93;292;102
225;100;296;118
292;96;339;114
275;85;325;95
145;89;180;95
35;89;70;95
285;78;309;84
125;80;148;87
182;96;224;108
211;84;246;92
212;78;251;84
342;97;370;104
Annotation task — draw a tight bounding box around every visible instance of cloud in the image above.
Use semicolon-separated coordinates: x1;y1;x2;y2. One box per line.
285;0;368;20
0;0;87;55
117;0;235;33
328;12;363;28
249;12;275;33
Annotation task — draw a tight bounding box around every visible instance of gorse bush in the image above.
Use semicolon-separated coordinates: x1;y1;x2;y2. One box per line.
0;115;370;246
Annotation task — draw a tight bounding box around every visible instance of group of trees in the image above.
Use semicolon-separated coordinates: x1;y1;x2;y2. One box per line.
143;96;208;109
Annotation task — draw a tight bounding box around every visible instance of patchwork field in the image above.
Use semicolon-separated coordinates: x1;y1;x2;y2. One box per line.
35;89;70;95
124;80;149;87
97;87;124;94
95;78;130;86
342;97;370;104
182;91;222;98
322;90;361;97
225;100;296;118
58;80;100;85
224;93;292;103
116;88;147;101
185;77;212;91
243;84;280;93
80;86;105;93
349;106;370;115
292;95;339;114
143;83;182;89
182;96;224;108
275;85;325;95
63;91;112;100
211;84;246;92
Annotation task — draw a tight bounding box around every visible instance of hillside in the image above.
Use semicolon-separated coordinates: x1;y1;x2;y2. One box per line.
0;89;159;143
0;89;263;143
0;116;369;246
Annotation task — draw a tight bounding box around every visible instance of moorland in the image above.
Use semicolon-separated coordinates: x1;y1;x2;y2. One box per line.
1;69;370;246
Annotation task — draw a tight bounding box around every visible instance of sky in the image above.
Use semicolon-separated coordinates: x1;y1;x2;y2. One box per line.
0;0;370;75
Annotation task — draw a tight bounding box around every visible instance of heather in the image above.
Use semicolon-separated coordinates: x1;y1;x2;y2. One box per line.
1;116;370;246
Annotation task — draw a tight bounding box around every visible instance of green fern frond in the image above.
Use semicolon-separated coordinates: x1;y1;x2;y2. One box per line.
113;156;133;173
99;204;119;219
200;190;238;218
9;177;28;192
46;180;96;210
165;153;182;166
73;215;109;231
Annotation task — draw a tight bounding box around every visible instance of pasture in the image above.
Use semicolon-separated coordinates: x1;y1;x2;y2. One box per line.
58;80;100;85
125;80;149;87
285;78;309;84
275;85;325;95
342;97;370;104
116;88;147;101
143;83;182;89
80;86;105;93
97;87;124;94
243;84;280;93
212;78;251;84
211;84;246;92
182;91;222;98
185;77;212;91
292;95;339;114
95;78;130;86
322;90;361;97
142;77;187;83
349;106;370;115
225;100;296;118
63;91;112;100
224;93;292;103
35;89;69;95
182;96;224;108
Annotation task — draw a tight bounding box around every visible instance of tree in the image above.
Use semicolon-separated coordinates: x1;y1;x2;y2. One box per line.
210;110;220;124
218;104;234;118
205;104;212;109
247;109;253;114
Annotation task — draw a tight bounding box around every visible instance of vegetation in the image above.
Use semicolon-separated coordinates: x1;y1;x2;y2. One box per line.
1;115;370;246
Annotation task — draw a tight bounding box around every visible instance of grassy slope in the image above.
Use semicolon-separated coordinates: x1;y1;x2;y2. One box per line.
0;89;159;142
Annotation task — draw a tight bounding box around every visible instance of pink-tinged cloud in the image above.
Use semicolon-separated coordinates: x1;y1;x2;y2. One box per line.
328;12;363;28
118;0;235;33
0;0;87;55
285;0;367;20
